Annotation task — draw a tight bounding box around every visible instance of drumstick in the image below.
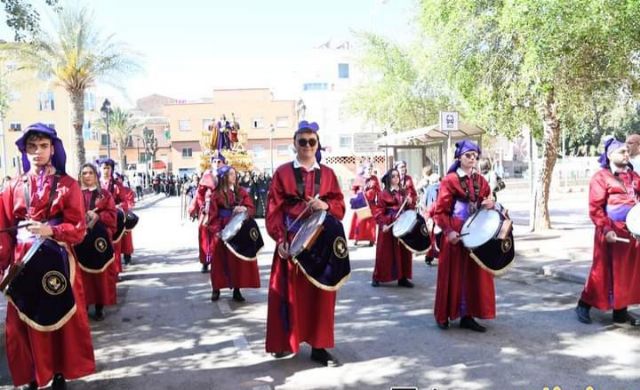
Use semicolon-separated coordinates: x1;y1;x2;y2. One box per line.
0;221;34;234
614;237;631;244
385;197;410;230
286;194;319;231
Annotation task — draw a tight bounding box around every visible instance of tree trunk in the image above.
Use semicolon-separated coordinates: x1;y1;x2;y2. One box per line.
70;90;86;174
534;89;560;231
118;140;125;174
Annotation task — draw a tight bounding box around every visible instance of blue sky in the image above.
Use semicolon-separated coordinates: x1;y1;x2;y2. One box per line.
1;0;417;105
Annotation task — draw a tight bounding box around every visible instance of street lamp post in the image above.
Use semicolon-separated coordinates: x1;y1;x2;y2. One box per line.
100;99;112;159
269;124;275;174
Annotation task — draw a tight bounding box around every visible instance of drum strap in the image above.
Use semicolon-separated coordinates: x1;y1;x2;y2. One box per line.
23;174;60;220
88;190;99;210
292;162;322;200
457;173;480;203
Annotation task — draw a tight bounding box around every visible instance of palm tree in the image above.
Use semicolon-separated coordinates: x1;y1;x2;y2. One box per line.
1;6;140;171
94;107;139;173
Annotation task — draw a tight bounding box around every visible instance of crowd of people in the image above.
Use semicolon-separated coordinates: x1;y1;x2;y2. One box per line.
2;119;640;389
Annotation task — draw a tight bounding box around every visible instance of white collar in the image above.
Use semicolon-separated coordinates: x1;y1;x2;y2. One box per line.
293;157;320;170
82;185;99;191
456;167;471;178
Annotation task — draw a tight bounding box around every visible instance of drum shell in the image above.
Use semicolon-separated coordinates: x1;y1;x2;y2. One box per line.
124;210;139;230
112;209;126;243
293;213;351;291
224;217;264;261
74;220;115;273
466;211;515;275
6;239;76;331
398;213;431;254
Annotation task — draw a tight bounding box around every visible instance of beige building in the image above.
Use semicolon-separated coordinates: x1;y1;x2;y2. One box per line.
1;62;103;177
163;88;296;176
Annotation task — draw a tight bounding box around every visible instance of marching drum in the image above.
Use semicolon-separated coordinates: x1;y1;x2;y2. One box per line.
5;238;76;331
125;210;139;230
460;208;515;275
625;203;640;240
74;220;115;273
289;210;351;291
221;211;264;261
112;208;126;243
392;210;431;254
350;192;372;220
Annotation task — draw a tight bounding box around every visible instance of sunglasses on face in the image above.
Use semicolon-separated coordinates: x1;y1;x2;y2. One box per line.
297;138;317;147
463;153;478;159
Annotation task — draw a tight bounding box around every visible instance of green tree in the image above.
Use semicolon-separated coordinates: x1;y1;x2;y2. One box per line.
1;6;141;172
94;107;139;173
1;0;60;41
420;0;640;230
346;31;458;132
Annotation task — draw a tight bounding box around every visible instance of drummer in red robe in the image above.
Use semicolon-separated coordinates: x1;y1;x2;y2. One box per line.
78;163;118;321
372;167;415;287
0;123;95;389
576;138;640;326
433;140;495;332
189;154;225;273
207;165;260;302
348;163;379;246
98;158;129;276
118;175;136;266
265;120;345;367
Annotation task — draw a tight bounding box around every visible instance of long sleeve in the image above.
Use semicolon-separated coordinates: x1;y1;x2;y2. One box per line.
96;190;118;234
0;182;15;274
434;175;457;235
265;169;287;244
374;191;398;225
589;171;614;233
239;188;256;217
208;192;222;235
50;178;87;245
323;167;345;221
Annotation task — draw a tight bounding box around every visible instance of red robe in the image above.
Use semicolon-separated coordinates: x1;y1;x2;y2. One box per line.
79;188;118;305
100;178;129;275
207;187;261;290
121;186;136;256
433;170;495;324
373;189;413;282
265;162;345;353
0;172;95;387
581;168;640;310
401;174;418;205
348;175;379;242
189;173;215;265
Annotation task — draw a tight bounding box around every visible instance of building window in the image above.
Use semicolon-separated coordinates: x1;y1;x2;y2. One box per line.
82;120;92;140
178;120;190;131
276;145;290;156
303;83;328;91
101;134;109;146
9;122;21;132
338;63;350;79
38;91;55;111
84;92;96;111
182;148;193;158
252;117;264;129
276;116;289;128
202;119;214;130
339;135;352;148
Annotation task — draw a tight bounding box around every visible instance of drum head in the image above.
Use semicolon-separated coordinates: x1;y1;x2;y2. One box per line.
626;204;640;236
290;210;327;257
461;209;502;249
393;210;418;238
221;211;247;242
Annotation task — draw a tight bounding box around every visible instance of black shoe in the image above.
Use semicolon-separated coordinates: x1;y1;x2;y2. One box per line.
201;263;209;273
271;351;293;359
575;305;592;324
371;280;380;287
211;290;220;301
368;241;374;247
613;308;640;326
94;305;105;321
123;254;132;265
397;278;414;288
460;316;487;332
232;288;245;302
437;320;449;330
425;256;434;265
52;373;66;390
26;381;37;390
310;348;339;367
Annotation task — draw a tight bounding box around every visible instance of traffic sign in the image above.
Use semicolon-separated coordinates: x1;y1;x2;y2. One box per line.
439;111;459;131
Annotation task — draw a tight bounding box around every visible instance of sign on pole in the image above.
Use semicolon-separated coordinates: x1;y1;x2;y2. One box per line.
353;133;379;154
439;111;459;132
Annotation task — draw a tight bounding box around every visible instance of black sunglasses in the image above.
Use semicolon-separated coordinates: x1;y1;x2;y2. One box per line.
297;138;317;147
